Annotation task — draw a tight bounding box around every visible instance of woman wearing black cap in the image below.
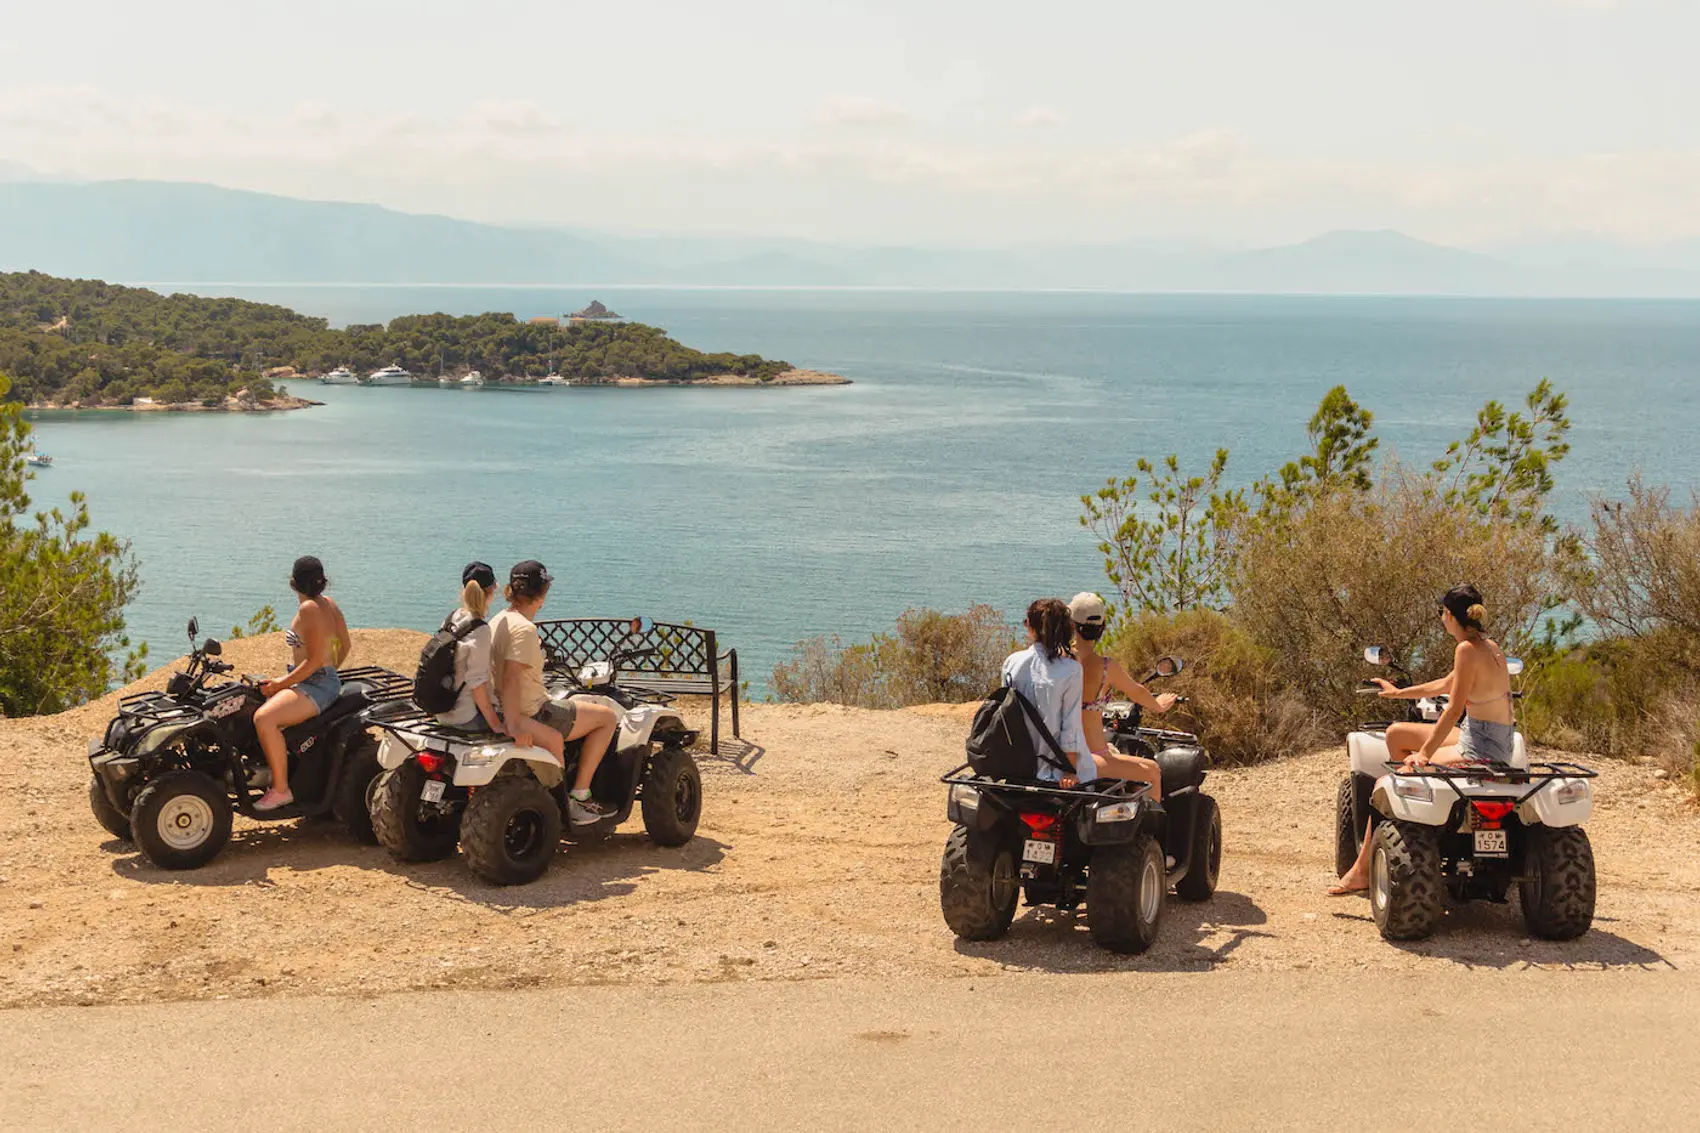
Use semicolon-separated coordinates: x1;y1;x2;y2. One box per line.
253;555;353;811
434;562;504;733
488;560;621;826
1328;582;1516;896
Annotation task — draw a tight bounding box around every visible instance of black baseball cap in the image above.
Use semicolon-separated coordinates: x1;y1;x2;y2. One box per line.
510;560;553;588
462;561;496;588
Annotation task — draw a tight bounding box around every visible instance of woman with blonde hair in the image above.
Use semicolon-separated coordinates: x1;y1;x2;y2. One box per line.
435;561;504;733
1329;582;1516;896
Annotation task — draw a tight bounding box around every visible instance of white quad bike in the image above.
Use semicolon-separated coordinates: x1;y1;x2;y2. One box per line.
1338;645;1598;942
369;636;702;886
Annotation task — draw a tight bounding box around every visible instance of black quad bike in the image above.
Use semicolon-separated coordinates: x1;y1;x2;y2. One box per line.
86;617;413;870
939;656;1222;954
369;624;702;885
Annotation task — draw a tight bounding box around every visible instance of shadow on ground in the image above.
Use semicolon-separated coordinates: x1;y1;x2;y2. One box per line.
954;889;1274;973
1328;901;1676;970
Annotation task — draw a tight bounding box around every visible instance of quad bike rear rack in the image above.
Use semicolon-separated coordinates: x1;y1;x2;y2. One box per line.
940;763;1152;804
366;706;496;755
336;665;414;704
1382;759;1598;807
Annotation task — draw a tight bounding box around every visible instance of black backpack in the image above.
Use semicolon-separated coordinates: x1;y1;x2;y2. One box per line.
412;612;485;713
965;685;1075;781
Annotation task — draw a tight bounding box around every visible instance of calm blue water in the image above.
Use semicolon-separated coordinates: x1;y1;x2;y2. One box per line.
24;289;1700;685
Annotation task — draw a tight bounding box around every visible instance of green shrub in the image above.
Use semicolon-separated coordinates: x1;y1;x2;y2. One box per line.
771;606;1018;709
1107;608;1322;765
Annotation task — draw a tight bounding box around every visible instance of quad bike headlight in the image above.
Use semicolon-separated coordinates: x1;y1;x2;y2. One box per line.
1391;776;1434;803
1094;800;1139;824
1553;780;1589;805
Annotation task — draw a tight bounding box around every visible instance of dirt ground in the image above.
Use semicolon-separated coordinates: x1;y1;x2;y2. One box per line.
3;629;1696;1009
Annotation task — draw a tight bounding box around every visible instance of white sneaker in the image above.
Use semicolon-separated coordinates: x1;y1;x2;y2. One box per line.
567;794;615;826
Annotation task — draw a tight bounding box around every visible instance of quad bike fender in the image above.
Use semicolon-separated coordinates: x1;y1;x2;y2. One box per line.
617;704;689;749
1518;780;1593;828
1370;775;1455;826
1350;729;1530;774
451;743;565;789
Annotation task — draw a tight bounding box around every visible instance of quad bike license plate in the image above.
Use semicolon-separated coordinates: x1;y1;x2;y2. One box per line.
1022;839;1057;865
420;779;446;804
1473;829;1509;857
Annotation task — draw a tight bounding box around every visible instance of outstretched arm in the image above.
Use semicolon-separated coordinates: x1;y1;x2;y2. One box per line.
1105;659;1175;713
1374;672;1454;699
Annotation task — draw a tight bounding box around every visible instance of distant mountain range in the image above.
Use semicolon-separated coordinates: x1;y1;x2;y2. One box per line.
4;177;1700;297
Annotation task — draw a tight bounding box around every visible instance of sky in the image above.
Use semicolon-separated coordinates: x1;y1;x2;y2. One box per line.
1;0;1695;246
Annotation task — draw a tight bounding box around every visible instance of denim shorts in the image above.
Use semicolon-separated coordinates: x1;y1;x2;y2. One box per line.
296;666;342;713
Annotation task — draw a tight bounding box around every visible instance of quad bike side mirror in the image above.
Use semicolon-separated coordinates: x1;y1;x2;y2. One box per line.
1506;657;1524;676
187;616;200;642
1153;655;1184;678
203;638;223;656
1364;645;1391;667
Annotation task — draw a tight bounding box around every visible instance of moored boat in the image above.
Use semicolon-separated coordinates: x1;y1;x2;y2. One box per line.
361;365;413;386
459;371;485;388
320;367;358;385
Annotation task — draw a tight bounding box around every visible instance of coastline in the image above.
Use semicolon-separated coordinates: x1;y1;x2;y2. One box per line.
609;368;850;388
25;394;323;414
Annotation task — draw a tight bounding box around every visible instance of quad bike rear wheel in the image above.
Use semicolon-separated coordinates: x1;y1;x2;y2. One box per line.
1088;835;1166;954
940;825;1019;941
1334;775;1360;877
332;737;383;845
89;775;132;841
641;745;702;847
131;769;232;871
461;775;562;886
1368;820;1443;940
1174;794;1222;902
1520;826;1596;940
371;761;462;862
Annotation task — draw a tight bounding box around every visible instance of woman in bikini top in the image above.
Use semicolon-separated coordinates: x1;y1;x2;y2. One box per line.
250;557;354;812
1066;592;1180;802
1330;583;1516;896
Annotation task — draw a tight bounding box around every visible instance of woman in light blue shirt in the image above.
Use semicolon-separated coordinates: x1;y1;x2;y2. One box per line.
1001;598;1092;784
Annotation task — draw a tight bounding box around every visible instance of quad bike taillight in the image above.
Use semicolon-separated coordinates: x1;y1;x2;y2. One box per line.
1020;812;1058;837
415;751;445;775
1471;800;1516;829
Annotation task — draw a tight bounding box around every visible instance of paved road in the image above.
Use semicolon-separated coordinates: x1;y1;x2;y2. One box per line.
5;972;1698;1131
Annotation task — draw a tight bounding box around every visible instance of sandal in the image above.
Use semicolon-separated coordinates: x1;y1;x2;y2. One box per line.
254;787;294;812
1326;882;1369;897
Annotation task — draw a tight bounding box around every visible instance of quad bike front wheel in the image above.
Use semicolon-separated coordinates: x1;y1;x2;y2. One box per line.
1088;835;1166;954
131;770;233;870
333;737;383;845
1334;775;1361;877
1368;820;1443;941
1520;826;1596;940
461;775;562;886
89;775;132;841
1174;794;1222;902
371;762;462;862
641;745;702;847
939;825;1019;941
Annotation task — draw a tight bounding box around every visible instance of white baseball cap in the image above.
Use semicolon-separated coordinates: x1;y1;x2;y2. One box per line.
1068;592;1106;625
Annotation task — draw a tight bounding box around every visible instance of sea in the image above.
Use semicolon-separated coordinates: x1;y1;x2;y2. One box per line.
22;288;1700;688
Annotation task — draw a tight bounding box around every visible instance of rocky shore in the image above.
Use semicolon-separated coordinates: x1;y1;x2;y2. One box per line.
28;393;322;413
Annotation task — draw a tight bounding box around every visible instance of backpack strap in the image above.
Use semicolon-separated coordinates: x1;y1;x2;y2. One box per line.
1010;687;1077;776
440;612;486;642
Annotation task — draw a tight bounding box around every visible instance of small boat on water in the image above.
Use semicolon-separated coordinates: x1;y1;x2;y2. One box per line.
26;450;53;467
320;367;358;385
362;365;413;387
537;373;569;387
459;371;485;388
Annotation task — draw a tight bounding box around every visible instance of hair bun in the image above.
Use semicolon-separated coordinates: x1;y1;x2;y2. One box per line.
1466;603;1487;623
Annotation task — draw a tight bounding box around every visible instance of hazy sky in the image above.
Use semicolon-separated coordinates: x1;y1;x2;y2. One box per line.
2;0;1695;245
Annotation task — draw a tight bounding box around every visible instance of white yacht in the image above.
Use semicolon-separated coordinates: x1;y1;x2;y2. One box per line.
320;367;358;385
536;373;568;387
459;371;485;388
362;365;413;386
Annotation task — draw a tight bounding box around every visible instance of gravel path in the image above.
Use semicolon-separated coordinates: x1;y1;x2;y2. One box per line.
3;631;1695;1009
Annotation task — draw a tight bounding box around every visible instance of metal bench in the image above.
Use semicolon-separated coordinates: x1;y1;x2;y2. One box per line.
534;618;740;754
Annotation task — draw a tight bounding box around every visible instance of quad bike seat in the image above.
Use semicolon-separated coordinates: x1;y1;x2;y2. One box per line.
1155;746;1208;795
282;687;372;745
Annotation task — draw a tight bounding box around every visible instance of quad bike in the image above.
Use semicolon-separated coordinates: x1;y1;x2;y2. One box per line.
939;656;1221;954
85;617;413;870
370;620;703;885
1338;645;1598;941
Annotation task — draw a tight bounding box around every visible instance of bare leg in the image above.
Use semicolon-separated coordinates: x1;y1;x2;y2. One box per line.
253;689;320;796
1330;817;1377;894
566;703;619;793
518;716;564;761
1090;749;1163;804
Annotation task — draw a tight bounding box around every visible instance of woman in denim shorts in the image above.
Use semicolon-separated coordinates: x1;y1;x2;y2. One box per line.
253;556;352;811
